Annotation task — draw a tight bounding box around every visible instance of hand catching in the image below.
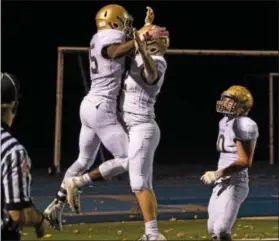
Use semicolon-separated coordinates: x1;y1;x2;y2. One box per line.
145;6;155;25
134;30;147;55
143;26;169;41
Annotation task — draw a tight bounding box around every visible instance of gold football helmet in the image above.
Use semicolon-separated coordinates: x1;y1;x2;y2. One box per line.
95;4;133;38
216;85;253;117
138;24;170;56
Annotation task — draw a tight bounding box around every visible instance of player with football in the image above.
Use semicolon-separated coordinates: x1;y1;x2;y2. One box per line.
200;86;259;241
64;7;169;241
44;4;169;231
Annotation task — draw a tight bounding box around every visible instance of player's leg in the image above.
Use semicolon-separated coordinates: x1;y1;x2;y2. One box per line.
207;185;221;240
77;103;129;184
61;124;100;196
147;165;158;218
64;124;101;212
44;100;101;228
128;120;165;240
44;123;101;227
71;140;129;187
64;103;129;211
211;182;249;240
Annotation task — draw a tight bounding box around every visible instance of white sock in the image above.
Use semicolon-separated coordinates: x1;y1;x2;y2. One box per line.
145;220;159;235
57;190;66;201
81;173;93;186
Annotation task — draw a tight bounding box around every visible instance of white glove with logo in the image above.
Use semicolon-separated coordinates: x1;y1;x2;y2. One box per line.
200;171;220;185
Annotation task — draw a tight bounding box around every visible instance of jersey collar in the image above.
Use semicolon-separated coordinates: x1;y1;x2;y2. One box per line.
1;120;11;133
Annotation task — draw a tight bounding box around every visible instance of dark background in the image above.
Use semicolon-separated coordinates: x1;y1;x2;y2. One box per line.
2;1;278;171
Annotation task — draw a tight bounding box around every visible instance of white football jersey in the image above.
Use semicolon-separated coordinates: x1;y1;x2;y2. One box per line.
85;29;126;105
119;55;167;118
217;116;259;181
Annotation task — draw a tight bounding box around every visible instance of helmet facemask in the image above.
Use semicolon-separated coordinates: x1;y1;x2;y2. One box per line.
145;39;168;56
123;15;134;40
138;27;169;56
104;15;134;39
216;93;247;117
216;85;253;118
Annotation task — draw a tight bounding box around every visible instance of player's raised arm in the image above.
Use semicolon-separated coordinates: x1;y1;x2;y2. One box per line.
134;30;158;83
132;7;169;84
136;26;169;85
105;27;169;60
97;5;168;60
105;40;135;59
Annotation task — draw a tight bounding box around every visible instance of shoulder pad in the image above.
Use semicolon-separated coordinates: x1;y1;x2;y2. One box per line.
233;117;259;141
93;30;125;48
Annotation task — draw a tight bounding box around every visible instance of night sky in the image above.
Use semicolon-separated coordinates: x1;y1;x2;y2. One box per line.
2;1;278;170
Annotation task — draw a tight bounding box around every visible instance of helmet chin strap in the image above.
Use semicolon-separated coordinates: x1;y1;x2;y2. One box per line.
4;73;18;115
12;101;18;115
224;114;235;119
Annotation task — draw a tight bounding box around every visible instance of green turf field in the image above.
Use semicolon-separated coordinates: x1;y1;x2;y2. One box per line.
22;219;278;240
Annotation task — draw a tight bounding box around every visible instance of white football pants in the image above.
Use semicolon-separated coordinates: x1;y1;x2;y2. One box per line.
207;181;249;238
99;112;160;191
63;99;129;182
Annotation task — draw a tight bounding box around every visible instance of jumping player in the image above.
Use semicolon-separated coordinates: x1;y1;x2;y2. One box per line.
200;85;259;241
64;7;169;240
44;4;168;231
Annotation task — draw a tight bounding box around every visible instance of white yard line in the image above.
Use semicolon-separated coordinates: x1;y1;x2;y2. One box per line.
235;239;278;241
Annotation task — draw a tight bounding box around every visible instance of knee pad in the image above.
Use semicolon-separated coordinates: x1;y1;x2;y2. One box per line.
65;159;91;178
77;156;95;171
99;158;128;180
130;175;151;192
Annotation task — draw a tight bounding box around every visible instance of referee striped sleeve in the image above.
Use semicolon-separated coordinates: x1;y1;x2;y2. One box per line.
2;149;33;210
1;131;20;161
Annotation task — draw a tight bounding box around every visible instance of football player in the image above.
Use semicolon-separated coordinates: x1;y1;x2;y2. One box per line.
64;7;169;240
201;86;259;241
44;4;168;231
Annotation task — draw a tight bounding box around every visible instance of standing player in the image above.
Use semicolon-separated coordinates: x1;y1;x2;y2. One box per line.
65;8;169;240
1;73;49;240
200;86;259;241
44;4;168;231
121;26;169;241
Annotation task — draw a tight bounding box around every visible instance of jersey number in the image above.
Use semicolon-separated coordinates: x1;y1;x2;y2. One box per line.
217;134;228;153
89;46;98;74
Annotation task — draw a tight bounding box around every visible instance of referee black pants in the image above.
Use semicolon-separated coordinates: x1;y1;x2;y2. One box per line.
1;222;21;241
